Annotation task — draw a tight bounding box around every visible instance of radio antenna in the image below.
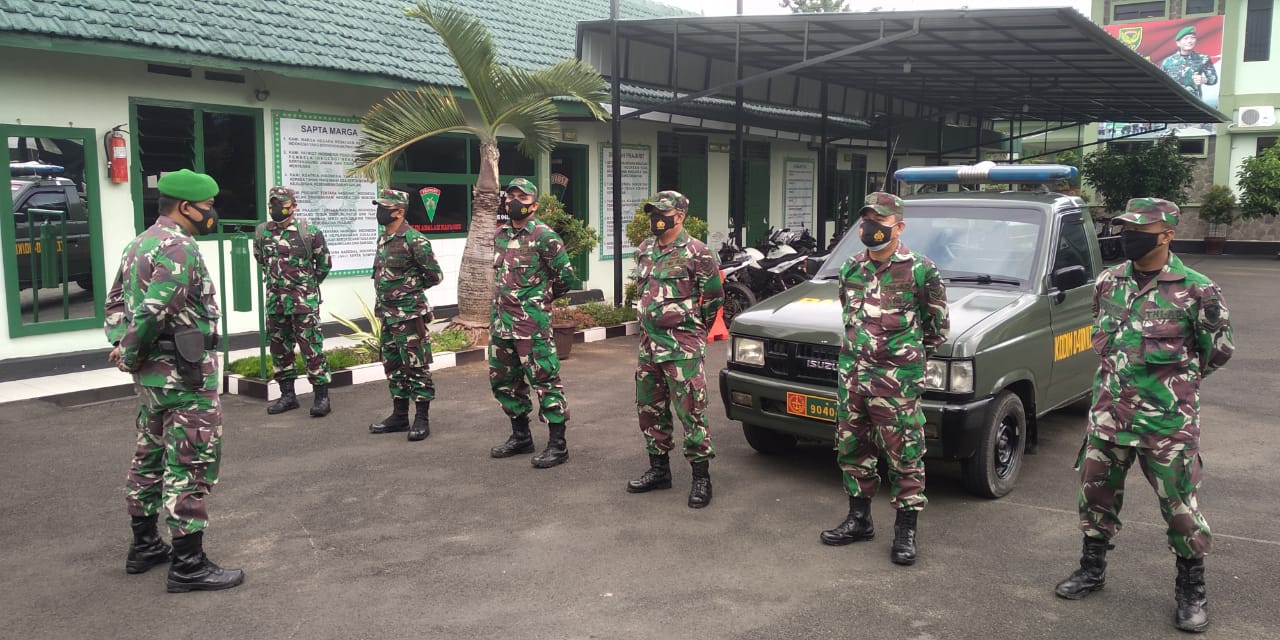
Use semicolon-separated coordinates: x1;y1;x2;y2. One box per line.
881;134;901;192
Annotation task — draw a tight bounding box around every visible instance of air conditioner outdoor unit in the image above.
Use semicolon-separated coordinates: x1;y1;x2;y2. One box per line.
1236;106;1276;128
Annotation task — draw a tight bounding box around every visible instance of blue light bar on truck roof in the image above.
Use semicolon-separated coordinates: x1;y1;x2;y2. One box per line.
894;162;1078;184
9;161;65;177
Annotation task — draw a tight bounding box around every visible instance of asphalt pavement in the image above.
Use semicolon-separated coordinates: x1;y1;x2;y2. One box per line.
0;255;1276;640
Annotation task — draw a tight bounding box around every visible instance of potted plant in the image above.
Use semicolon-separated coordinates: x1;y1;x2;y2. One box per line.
549;298;591;358
1198;184;1237;256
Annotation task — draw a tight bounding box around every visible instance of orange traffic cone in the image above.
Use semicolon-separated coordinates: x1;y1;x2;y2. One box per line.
708;270;730;343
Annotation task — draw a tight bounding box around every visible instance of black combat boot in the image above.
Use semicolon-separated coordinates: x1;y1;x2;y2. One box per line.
626;454;672;493
125;514;172;575
531;421;568;468
1174;557;1209;632
369;398;410;434
688;460;713;509
491;414;535;458
891;509;919;566
267;379;299;415
407;400;430;442
820;496;875;545
309;383;331;418
166;531;245;593
1055;536;1114;599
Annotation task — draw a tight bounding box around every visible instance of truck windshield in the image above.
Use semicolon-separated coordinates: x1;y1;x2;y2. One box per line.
815;206;1044;285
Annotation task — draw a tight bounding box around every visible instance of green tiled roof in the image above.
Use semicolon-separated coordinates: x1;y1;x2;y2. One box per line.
0;0;691;87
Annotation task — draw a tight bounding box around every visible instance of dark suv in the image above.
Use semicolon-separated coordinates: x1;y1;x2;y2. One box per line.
10;166;93;292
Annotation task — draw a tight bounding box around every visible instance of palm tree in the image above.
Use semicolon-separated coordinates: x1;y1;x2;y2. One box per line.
349;1;610;331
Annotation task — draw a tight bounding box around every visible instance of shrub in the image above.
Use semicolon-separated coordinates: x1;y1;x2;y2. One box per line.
1081;135;1195;213
578;302;636;327
329;293;380;362
536;194;598;260
432;328;473;353
1198;184;1237;233
1236;144;1280;220
227;347;374;379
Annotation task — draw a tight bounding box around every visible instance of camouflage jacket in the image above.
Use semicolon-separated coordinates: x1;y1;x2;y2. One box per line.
1160;51;1217;98
252;218;332;315
372;225;442;324
1088;253;1233;450
838;242;949;397
104;217;220;391
633;230;723;362
490;218;576;340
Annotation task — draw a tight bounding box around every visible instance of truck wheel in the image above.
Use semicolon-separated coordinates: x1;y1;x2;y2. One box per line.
742;423;797;455
74;277;93;293
961;391;1026;499
722;282;756;325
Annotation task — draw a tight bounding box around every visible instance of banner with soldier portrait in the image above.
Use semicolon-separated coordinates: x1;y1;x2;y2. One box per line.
1097;15;1224;140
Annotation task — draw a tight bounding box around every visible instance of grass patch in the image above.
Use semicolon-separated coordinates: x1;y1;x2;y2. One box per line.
227;347;375;379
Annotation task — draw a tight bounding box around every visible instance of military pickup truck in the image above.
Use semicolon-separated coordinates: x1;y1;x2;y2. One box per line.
9;163;93;292
720;163;1100;498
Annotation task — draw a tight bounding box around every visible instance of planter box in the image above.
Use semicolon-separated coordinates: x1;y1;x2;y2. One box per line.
221;324;636;398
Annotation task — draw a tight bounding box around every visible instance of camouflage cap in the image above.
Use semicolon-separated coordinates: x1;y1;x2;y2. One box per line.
859;191;905;218
373;188;409;208
268;186;296;203
1175;25;1196;41
505;177;538;199
644;190;689;213
1116;197;1180;227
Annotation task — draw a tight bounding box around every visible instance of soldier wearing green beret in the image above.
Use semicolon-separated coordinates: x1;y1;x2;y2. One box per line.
1055;197;1234;633
104;168;244;592
1161;26;1217;99
367;188;443;442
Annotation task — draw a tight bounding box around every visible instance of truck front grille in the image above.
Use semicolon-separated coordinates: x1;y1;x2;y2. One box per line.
763;339;839;384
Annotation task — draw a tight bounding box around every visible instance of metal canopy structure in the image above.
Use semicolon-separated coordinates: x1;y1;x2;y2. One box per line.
579;7;1230;304
578;7;1228;129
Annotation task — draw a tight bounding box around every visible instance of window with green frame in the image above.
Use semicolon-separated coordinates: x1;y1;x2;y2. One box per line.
1183;0;1216;16
390;136;538;237
1112;1;1166;22
129;99;264;233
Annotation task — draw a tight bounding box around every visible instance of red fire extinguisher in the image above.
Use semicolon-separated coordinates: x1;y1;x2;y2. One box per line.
104;127;128;184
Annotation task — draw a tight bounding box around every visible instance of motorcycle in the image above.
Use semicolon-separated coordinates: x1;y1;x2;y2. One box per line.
717;227;817;325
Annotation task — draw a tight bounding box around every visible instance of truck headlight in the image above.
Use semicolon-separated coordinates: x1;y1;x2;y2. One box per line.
925;359;974;394
949;360;974;394
925;359;948;391
733;337;765;366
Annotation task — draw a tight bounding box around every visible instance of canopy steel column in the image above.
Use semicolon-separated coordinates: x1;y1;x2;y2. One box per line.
610;0;623;305
817;80;830;252
732;18;745;246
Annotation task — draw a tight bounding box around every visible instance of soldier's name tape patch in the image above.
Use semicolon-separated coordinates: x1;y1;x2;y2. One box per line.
1054;325;1092;362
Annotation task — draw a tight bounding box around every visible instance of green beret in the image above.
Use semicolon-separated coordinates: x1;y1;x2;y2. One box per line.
1175;26;1196;41
156;169;219;202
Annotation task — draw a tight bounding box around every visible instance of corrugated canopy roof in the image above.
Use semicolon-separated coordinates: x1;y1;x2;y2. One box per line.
578;7;1228;134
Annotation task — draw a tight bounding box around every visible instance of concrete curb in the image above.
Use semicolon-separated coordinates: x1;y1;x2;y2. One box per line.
222;321;640;401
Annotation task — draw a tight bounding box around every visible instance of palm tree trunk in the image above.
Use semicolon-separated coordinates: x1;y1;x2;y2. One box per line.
454;139;500;328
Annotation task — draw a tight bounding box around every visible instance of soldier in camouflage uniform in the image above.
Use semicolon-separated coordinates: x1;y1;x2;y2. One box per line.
821;192;949;567
104;169;244;592
1160;26;1217;100
367;189;443;442
253;186;334;417
625;191;723;508
488;178;577;468
1055;198;1233;633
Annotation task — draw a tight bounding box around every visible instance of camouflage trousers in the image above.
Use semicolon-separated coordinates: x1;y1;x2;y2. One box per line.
835;390;927;511
1076;433;1211;559
381;317;433;402
488;335;568;424
636;355;714;462
267;311;331;385
125;385;221;537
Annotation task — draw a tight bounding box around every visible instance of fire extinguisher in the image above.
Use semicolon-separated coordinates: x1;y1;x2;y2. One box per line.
104;126;129;184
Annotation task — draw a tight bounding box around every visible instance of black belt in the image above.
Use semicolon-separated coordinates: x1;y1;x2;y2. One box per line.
155;333;219;353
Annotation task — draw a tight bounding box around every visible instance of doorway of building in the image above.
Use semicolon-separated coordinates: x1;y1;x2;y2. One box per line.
550;144;589;281
657;132;708;229
736;141;771;247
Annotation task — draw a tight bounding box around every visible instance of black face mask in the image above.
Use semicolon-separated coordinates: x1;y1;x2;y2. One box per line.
185;202;218;236
650;212;678;236
376;205;398;227
505;199;533;222
269;201;292;223
1121;229;1162;261
860;219;894;250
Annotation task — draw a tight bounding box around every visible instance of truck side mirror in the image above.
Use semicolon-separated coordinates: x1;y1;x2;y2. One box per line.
1051;265;1089;302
